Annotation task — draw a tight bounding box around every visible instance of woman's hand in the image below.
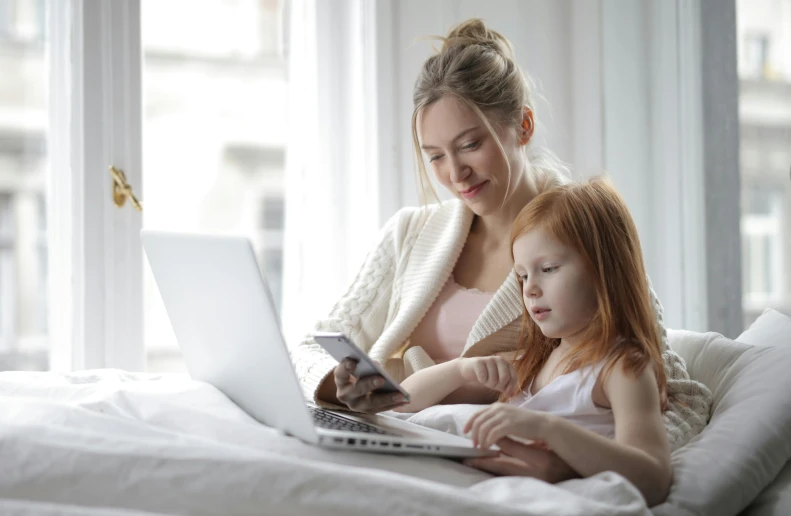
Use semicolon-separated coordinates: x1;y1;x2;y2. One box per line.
464;437;580;483
458;356;519;396
333;359;408;413
464;402;551;449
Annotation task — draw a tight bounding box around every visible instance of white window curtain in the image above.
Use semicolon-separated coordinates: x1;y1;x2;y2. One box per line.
281;0;382;347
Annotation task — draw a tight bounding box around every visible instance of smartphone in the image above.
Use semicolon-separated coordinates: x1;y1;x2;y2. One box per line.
313;331;410;400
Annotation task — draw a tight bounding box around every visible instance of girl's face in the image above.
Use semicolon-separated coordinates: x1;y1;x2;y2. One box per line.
417;96;526;217
512;227;599;346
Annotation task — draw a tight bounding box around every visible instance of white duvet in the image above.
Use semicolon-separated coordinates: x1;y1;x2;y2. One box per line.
0;369;648;516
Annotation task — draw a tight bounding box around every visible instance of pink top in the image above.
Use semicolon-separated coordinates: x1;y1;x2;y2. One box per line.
408;276;495;363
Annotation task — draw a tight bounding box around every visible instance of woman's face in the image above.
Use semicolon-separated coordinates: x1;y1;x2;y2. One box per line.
417;96;526;217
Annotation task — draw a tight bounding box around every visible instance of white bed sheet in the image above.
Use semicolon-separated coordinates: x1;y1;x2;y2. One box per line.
0;369;648;516
4;318;790;516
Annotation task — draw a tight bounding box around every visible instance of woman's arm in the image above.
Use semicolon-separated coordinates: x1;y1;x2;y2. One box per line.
291;207;417;408
539;365;672;506
645;275;712;448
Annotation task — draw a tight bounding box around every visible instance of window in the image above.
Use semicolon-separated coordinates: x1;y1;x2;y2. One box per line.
142;0;286;373
741;186;783;307
0;0;49;371
737;0;791;328
743;33;770;79
0;0;46;44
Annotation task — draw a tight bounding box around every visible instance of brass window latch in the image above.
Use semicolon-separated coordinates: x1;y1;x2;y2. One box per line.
109;166;142;212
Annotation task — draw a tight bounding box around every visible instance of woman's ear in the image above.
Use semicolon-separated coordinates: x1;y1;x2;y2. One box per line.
519;107;534;146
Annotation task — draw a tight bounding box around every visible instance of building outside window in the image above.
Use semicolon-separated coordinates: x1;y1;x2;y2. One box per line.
142;0;287;372
737;0;791;328
0;0;48;371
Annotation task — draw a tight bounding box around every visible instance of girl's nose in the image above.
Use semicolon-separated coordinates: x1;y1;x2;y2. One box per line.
524;279;540;297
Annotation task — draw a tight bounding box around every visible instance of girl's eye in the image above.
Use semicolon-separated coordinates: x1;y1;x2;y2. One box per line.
542;266;558;273
520;274;529;282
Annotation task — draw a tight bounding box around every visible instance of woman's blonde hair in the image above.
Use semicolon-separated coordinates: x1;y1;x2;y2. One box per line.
412;18;569;206
505;176;668;410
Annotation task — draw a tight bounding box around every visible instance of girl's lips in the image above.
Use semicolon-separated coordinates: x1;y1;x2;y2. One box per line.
532;308;551;321
460;181;487;200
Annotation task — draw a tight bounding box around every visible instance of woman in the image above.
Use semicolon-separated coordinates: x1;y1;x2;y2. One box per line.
291;18;710;480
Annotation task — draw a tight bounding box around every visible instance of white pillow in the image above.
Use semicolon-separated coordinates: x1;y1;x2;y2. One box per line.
654;331;791;516
667;330;753;395
737;308;791;348
737;309;791;516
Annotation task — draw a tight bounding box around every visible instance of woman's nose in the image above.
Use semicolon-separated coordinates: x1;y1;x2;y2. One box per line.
448;154;471;183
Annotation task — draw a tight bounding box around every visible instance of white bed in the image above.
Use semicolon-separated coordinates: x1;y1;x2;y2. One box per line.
0;310;789;516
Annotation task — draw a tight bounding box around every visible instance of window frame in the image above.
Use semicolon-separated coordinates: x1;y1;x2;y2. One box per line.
48;0;143;371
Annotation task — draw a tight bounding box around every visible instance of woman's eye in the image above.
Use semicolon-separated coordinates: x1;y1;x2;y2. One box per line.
429;154;443;163
462;141;480;151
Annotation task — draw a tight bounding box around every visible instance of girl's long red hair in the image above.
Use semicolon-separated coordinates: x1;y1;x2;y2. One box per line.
505;176;667;409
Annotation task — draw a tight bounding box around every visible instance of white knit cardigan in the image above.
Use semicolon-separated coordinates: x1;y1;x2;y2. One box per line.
291;199;712;450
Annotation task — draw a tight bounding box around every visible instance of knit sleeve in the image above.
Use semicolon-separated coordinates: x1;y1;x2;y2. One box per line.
289;208;415;405
647;278;713;451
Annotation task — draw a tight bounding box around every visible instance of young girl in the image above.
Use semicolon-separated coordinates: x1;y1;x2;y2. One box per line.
397;176;672;507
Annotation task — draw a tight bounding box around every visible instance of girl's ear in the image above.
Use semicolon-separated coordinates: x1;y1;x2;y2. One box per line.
519;107;534;146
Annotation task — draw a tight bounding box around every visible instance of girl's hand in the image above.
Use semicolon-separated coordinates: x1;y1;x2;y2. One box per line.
464;402;551;449
458;356;519;396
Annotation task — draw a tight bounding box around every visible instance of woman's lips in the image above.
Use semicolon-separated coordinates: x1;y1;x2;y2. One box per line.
460;181;487;200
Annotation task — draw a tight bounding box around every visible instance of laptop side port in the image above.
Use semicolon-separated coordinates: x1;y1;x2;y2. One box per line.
347;438;356;445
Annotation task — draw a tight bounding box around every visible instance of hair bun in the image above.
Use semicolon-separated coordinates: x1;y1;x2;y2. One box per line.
441;18;514;60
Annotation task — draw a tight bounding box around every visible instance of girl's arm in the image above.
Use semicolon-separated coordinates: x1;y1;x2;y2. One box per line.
394;355;518;412
393;359;467;412
438;382;500;405
539;364;672;506
435;350;520;406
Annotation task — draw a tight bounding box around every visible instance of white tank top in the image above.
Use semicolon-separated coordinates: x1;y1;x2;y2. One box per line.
509;362;616;439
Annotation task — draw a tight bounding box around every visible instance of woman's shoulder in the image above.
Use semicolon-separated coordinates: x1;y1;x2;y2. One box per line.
388;199;462;222
384;200;465;242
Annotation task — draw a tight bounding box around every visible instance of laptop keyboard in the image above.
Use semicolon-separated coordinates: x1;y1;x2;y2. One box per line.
310;407;396;435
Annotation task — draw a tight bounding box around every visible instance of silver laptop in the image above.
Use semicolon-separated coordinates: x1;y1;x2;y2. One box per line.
140;229;494;458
